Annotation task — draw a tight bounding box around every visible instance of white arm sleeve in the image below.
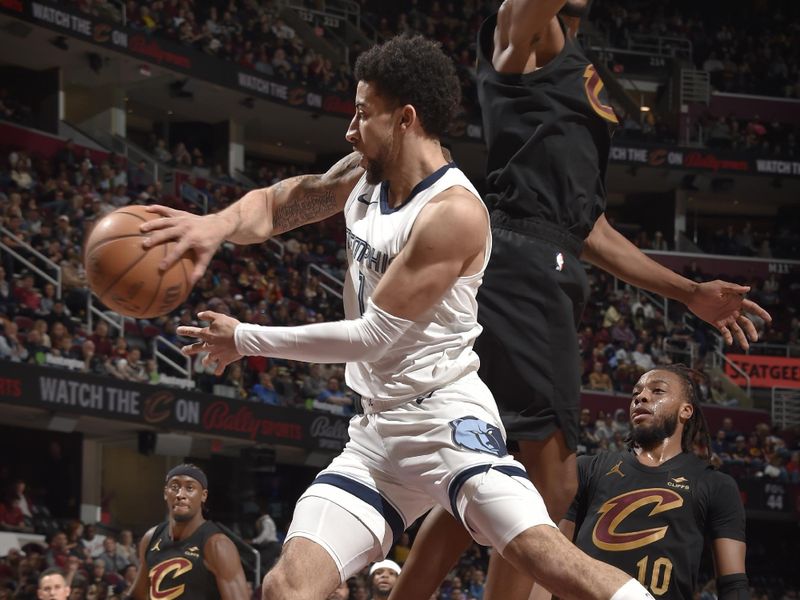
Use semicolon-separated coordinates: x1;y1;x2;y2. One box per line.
234;298;414;364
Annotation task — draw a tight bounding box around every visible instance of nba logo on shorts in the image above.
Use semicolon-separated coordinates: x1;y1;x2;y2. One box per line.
449;417;508;457
555;252;564;271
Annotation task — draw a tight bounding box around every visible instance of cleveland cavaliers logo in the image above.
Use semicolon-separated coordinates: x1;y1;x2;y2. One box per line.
583;65;618;124
149;557;193;600
592;488;683;551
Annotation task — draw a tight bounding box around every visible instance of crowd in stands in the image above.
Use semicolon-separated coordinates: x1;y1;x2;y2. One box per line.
2;462;798;599
0;141;360;415
70;0;354;97
5;131;800;412
589;0;800;99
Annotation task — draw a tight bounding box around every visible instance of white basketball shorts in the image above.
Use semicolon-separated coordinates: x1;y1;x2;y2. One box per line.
286;371;555;580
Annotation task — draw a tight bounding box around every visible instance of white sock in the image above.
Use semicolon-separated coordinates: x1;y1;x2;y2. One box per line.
609;579;655;600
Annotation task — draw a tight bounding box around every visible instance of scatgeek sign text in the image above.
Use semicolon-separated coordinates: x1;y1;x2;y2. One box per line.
724;354;800;389
0;362;349;451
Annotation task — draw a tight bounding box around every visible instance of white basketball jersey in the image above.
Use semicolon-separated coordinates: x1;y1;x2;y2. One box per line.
342;163;490;408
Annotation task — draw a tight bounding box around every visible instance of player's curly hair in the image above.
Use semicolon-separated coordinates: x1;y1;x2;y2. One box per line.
354;34;461;138
626;364;713;460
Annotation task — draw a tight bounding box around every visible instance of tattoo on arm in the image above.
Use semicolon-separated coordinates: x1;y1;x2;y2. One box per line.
272;180;338;232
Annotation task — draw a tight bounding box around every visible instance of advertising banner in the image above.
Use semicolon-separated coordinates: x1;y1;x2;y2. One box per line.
724;354;800;389
0;362;350;451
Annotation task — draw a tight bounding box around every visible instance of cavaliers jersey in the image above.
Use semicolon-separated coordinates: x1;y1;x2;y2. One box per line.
342;163;489;408
144;520;224;600
476;13;617;241
567;451;746;599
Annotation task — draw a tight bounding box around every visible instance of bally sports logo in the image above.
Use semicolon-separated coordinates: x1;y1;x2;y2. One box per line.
592;488;684;551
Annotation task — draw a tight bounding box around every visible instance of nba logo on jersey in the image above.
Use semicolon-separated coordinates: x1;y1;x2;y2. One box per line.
555;252;564;271
449;417;508;457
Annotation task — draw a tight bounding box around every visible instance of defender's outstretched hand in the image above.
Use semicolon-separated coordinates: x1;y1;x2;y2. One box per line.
686;281;772;349
178;311;242;376
141;205;233;285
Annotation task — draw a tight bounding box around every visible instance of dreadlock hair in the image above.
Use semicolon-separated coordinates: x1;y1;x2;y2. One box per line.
627;364;713;460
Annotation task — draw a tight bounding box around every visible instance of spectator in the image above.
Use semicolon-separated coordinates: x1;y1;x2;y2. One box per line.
315;376;353;413
97;536;129;574
251;372;281;405
81;524;106;559
588;362;613;392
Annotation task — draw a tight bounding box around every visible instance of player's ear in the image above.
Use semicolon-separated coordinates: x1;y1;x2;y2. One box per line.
398;104;416;131
201;488;208;503
679;401;693;423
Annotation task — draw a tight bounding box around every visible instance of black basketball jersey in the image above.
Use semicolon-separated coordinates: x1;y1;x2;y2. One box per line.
144;520;224;600
567;451;746;600
476;13;617;241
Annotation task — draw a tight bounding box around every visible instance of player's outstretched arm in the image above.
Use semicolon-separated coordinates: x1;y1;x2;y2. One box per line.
492;0;567;73
581;214;772;349
205;533;250;600
177;189;488;373
140;152;363;284
126;527;156;600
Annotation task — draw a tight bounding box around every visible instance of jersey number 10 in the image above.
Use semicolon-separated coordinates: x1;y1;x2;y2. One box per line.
635;555;673;596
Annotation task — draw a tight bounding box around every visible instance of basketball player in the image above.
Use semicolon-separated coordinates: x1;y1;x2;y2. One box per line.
541;365;748;600
388;1;771;598
127;464;249;600
38;568;70;600
144;35;654;600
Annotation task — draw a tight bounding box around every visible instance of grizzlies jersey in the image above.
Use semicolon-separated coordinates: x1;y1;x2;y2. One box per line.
144;520;225;600
567;451;745;599
342;163;489;408
476;13;617;241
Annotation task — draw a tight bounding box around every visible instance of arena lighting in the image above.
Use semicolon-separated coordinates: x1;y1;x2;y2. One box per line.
50;35;69;50
640;105;651;112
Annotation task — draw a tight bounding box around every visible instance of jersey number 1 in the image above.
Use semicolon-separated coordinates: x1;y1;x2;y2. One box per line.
635;555;673;596
357;271;366;315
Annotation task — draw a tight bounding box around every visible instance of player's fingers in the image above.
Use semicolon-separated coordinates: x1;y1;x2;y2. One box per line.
730;321;749;349
181;341;205;356
141;225;182;251
741;299;773;324
158;239;192;272
737;315;759;342
717;323;734;346
213;358;227;377
190;254;212;286
197;311;220;322
176;325;207;339
144;204;178;219
719;281;750;295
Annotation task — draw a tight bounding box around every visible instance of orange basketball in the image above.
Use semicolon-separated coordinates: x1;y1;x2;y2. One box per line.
84;205;195;319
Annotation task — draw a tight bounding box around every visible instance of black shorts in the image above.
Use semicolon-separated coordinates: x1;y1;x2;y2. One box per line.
475;214;590;452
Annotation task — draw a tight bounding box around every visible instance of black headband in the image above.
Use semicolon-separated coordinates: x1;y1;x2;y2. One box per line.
165;465;208;489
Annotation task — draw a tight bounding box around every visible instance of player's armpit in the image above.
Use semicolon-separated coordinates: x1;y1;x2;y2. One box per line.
205;533;250;600
371;189;488;321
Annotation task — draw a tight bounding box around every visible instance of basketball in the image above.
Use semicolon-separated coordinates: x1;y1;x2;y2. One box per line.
84;205;195;319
